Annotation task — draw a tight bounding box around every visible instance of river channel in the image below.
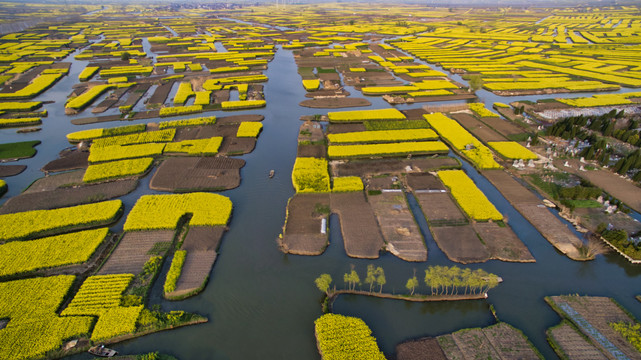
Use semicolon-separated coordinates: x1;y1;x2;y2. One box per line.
3;37;641;360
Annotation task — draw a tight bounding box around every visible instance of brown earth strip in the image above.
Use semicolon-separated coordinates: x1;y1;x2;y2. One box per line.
408;94;476;103
548;322;608;360
0;179;138;214
303;89;350;98
406;173;446;191
173;125;217;141
98;230;176;275
547;295;641;360
450;112;506;142
554;158;641;214
219;136;256;155
0;164;25;177
333;157;460;177
430;225;490;264
92;87;130;114
23;170;84;193
121;83;151;107
396;338;448;360
71;114;122;125
473;222;535;262
216;114;264;124
299;98;371;108
438;322;540;360
168;227;225;298
330;192;384;259
479;116;527;137
414;192;467;225
297;144;326;158
327;123;366;134
41;149;89;173
147;81;173;106
150;157;245;192
482;169;582;259
368;192;427;262
401;108;429;120
278;194;329;256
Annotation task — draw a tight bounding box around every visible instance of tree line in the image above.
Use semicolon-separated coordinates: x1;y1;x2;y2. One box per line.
315;265;500;297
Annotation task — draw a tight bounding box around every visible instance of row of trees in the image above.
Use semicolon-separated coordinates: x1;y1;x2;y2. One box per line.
315;265;500;297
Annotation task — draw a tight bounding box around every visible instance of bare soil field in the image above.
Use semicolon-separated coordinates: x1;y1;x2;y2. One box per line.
147;81;174;106
150;157;245;192
327;123;366;134
330;192;384;258
278;194;330;256
169;227;225;298
173;125;217;141
450;113;506;142
482;169;582;259
299;97;371;108
0;164;25;177
430;225;490;264
0;179;138;214
406;173;446;191
297;144;326;158
396;337;448;360
333;157;460;177
98;231;176;275
402;108;429;120
368;192;427;262
547;295;640;359
71;114;123;125
303;89;350;98
23;170;84;193
480;116;527;137
414;192;467;225
41;149;89;173
548;322;608;360
219;136;256;155
473;222;535;262
215;114;264;124
516;203;582;258
438;323;540;360
555;158;641;214
409;94;476;104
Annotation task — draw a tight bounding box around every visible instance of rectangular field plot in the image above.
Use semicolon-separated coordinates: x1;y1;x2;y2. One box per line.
548;322;608;360
330;192;384;259
450;113;506;143
278;194;329;256
473;222;534;262
438;323;541;360
430;225;490;264
98;230;175;275
415;192;468;226
368;192;427;262
547;296;640;360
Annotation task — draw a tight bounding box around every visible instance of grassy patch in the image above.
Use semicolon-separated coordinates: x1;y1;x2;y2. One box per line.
0;140;40;160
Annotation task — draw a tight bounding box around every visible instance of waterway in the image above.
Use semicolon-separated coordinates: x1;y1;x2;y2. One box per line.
3;40;641;360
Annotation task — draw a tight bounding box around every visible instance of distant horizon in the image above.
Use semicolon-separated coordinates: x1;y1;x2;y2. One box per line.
2;0;640;7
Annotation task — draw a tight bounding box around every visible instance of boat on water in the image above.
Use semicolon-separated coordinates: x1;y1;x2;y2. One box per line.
88;345;118;357
269;169;275;178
